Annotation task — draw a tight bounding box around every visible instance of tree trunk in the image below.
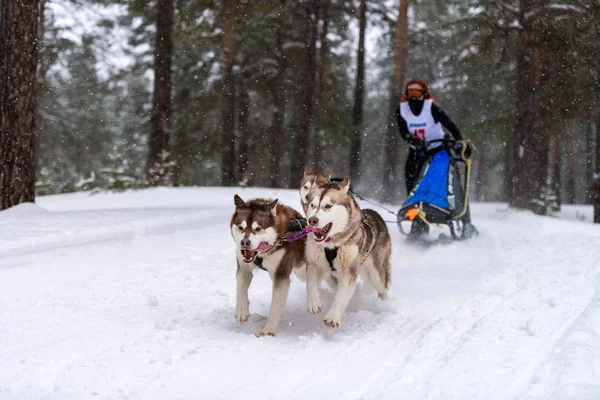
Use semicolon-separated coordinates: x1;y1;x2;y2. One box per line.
593;116;600;222
147;0;174;187
595;184;600;223
503;139;513;203
510;0;554;210
565;135;576;204
290;0;319;182
585;120;594;203
34;0;46;173
268;0;286;188
237;81;251;185
382;0;408;202
509;2;536;209
349;0;366;183
36;0;47;78
392;0;409;104
551;134;562;208
0;0;40;210
531;131;549;205
171;129;181;187
221;0;236;186
529;37;549;208
476;150;486;201
313;0;329;170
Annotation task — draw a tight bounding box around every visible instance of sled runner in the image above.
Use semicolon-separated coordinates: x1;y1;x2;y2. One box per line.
397;138;478;242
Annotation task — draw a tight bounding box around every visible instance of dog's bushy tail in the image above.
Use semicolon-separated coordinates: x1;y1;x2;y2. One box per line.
363;209;392;295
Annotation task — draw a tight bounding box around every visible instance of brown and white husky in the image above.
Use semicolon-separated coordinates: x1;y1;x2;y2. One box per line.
230;195;307;336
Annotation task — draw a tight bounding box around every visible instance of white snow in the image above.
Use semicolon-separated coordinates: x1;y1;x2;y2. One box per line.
1;187;599;400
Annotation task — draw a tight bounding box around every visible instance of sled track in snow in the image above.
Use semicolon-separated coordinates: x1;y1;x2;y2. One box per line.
0;207;231;262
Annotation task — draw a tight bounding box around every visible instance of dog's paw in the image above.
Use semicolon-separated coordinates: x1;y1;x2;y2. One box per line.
256;327;277;337
235;305;250;324
307;296;322;314
323;313;341;329
378;289;388;300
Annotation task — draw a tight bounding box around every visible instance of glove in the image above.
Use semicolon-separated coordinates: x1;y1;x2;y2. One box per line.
409;137;422;147
454;140;473;158
464;141;474;158
414;140;427;158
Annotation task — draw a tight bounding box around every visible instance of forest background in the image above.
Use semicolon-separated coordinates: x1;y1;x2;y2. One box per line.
1;0;599;221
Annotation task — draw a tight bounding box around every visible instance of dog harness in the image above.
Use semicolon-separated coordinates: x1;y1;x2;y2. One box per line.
251;217;309;272
253;256;268;271
324;247;338;271
321;213;370;272
252;215;368;273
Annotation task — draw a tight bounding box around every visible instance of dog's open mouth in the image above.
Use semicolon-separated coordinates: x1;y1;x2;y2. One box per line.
240;242;273;263
311;223;332;243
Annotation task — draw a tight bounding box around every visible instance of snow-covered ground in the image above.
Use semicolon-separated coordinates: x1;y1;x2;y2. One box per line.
1;187;599;400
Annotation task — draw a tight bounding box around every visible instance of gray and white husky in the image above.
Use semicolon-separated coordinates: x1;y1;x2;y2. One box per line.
304;174;391;329
230;195;307;336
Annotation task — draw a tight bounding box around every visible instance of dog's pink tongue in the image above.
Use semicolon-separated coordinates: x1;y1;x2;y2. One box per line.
306;226;323;234
255;242;273;253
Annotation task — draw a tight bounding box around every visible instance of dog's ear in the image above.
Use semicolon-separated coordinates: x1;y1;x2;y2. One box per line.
339;177;350;194
268;199;278;216
315;172;330;186
323;168;333;180
234;194;245;208
303;165;314;178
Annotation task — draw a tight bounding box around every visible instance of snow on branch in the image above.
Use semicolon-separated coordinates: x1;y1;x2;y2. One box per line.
282;42;306;51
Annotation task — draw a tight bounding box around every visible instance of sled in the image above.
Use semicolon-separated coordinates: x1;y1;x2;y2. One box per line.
397;138;478;242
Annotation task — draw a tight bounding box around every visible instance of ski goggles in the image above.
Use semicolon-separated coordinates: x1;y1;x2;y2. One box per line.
406;88;425;98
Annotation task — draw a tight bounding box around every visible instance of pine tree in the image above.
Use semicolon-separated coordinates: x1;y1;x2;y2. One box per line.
0;0;41;209
38;34;113;193
290;0;320;187
221;0;236;186
382;0;408;202
147;0;174;186
349;0;367;184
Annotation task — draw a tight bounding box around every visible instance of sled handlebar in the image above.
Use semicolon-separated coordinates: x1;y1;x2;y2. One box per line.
426;137;467;146
421;137;473;160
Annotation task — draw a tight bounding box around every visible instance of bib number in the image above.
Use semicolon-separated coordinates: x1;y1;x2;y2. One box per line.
413;128;425;141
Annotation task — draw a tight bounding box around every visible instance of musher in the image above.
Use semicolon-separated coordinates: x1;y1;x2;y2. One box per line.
396;78;475;238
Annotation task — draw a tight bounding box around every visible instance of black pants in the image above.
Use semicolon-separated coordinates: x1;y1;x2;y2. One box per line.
405;147;426;195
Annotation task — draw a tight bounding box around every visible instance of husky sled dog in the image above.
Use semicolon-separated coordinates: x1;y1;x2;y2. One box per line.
230;195;307;337
300;166;332;215
305;174;391;329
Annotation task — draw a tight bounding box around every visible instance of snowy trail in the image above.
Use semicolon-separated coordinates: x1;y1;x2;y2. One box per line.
0;188;599;400
0;207;227;260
